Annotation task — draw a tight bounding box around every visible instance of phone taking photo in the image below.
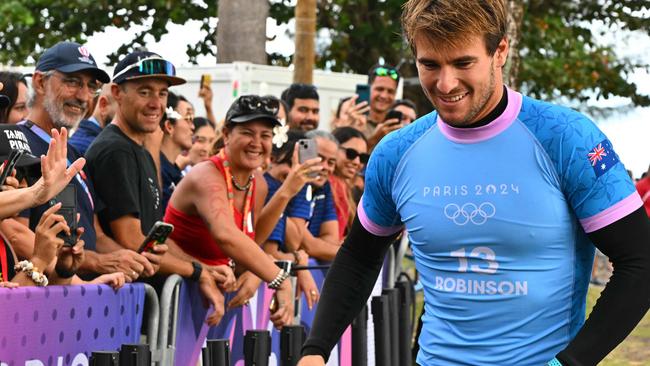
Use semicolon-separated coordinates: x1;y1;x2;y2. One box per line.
138;221;174;253
355;84;370;106
51;184;78;246
200;74;212;89
297;138;319;177
384;109;403;124
0;149;24;190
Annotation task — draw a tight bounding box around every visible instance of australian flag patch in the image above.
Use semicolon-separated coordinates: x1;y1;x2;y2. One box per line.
587;139;619;178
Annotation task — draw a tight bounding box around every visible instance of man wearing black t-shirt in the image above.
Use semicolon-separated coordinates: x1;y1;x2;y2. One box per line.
17;41;155;282
86;51;229;325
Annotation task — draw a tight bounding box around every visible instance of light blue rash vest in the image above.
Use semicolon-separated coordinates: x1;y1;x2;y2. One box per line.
359;88;642;365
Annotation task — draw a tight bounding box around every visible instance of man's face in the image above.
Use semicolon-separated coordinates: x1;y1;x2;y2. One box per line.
42;70;98;129
170;100;195;150
188;124;217;165
394;104;417;124
116;78;169;134
313;137;338;187
287;98;319;131
414;33;507;127
370;76;398;116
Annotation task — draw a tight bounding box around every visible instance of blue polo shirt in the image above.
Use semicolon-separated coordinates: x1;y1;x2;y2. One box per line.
301;182;337;237
264;173;313;251
160;152;184;212
69;118;102;156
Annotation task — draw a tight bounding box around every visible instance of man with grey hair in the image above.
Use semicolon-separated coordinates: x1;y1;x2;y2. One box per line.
287;130;340;261
17;41;157;283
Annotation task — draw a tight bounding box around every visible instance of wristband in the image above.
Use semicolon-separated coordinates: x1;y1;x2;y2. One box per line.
190;261;203;282
267;269;289;290
14;260;48;286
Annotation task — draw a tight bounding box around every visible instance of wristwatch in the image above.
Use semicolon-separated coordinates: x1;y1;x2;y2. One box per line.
190;261;203;282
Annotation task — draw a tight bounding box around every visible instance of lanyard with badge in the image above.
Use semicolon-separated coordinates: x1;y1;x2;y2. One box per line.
219;150;254;234
19;121;94;209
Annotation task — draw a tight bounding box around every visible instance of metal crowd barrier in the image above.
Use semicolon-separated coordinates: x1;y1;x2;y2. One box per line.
157;274;185;366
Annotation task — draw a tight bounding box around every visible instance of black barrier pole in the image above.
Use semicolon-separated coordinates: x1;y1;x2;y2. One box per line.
280;325;305;366
351;304;368;366
202;346;211;366
371;295;391;366
244;330;271;366
395;281;414;366
90;351;119;366
205;338;231;366
119;344;150;366
382;289;400;366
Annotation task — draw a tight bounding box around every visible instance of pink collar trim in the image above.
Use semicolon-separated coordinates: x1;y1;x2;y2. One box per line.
437;87;522;143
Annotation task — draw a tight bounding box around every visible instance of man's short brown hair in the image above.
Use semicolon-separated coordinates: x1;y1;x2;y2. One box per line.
401;0;507;55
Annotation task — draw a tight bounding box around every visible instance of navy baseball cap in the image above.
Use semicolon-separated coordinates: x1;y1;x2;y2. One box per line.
35;41;110;83
112;51;185;86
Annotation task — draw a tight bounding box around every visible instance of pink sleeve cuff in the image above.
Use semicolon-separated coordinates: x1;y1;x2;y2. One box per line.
580;192;643;233
357;197;403;237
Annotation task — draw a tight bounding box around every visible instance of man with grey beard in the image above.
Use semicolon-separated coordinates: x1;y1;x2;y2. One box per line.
16;41;159;283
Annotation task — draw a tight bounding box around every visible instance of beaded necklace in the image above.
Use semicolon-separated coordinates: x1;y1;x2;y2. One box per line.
219;150;254;233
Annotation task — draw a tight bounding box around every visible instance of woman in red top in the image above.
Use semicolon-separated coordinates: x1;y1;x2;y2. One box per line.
330;127;369;239
165;95;321;327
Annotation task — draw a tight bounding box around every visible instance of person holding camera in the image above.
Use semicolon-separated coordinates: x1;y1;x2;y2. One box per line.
364;64;402;149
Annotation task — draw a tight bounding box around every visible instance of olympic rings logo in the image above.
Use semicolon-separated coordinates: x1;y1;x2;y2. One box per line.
443;202;496;225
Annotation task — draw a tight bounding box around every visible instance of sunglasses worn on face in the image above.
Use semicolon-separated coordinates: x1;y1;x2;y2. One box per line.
239;95;279;116
344;148;369;164
113;57;177;80
373;66;399;80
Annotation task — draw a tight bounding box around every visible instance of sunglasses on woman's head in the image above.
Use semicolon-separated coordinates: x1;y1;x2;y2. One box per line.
344;148;369;164
239;95;279;116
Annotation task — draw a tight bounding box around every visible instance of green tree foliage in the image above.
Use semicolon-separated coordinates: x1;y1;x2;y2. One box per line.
0;0;216;65
517;0;650;107
0;0;647;109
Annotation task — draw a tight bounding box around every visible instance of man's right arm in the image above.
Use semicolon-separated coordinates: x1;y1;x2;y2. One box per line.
300;216;399;363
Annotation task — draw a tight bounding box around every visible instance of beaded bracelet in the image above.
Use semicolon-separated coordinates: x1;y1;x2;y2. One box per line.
547;358;563;366
267;269;289;290
14;260;49;286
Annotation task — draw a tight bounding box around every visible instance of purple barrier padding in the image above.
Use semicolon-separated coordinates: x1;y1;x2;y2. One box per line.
0;284;145;366
174;261;353;366
173;280;211;366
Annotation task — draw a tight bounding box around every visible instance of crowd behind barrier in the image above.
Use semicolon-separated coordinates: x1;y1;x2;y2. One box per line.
0;26;647;366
